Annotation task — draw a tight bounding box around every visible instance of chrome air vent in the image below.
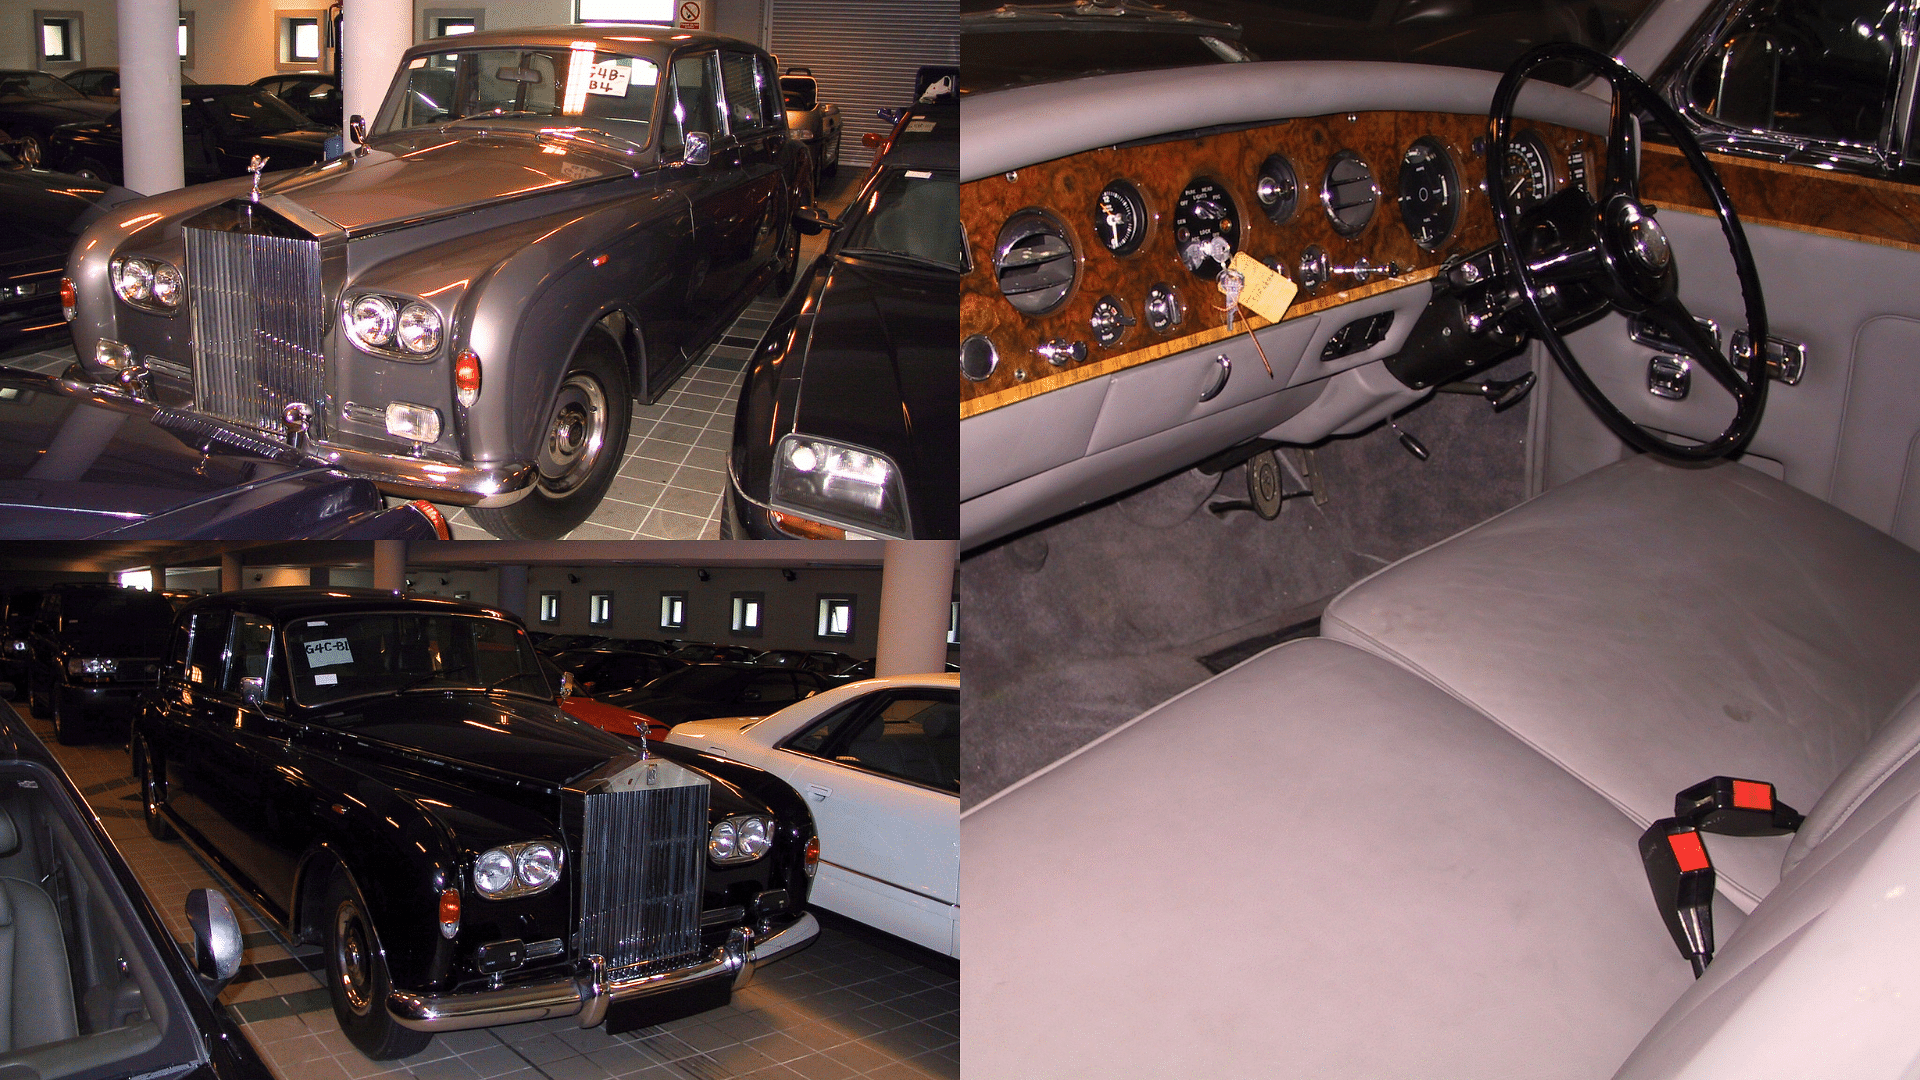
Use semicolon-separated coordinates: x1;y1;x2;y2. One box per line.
1321;150;1379;238
994;210;1077;316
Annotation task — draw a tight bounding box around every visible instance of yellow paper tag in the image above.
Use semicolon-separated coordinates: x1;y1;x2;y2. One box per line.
1228;252;1298;324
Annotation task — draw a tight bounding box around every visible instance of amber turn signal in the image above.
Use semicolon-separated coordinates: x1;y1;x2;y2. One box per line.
455;349;482;408
803;835;820;878
438;888;461;939
59;277;76;322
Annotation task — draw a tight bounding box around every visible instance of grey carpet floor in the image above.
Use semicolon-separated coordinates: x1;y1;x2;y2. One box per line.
959;356;1536;808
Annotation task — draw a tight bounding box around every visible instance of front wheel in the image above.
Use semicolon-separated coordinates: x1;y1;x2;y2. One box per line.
7;131;41;169
51;687;84;745
469;328;631;540
133;738;174;841
324;875;431;1060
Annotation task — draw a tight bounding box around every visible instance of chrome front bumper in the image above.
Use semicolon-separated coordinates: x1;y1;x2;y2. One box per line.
386;913;820;1034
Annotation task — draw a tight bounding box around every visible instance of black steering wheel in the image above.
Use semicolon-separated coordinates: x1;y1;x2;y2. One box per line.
1487;43;1769;461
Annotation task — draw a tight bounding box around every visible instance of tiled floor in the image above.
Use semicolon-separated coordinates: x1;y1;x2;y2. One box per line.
5;170;869;541
16;700;958;1080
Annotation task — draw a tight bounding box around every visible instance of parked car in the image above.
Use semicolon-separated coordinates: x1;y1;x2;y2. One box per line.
0;587;40;696
62;66;199;101
65;27;816;539
0;701;274;1080
23;582;174;744
668;642;761;663
753;649;848;672
599;663;833;728
779;67;842;182
48;84;329;185
133;589;821;1058
668;673;959;956
530;633;611;655
0;70;117;167
251;72;341;128
559;690;671;742
546;648;687;695
596;636;672;655
0;367;451;540
726;98;958;539
0;150;140;357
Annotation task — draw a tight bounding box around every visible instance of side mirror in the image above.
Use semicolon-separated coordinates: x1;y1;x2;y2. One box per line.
861;131;883;150
682;130;711;166
348;114;367;145
793;206;840;235
876;107;905;124
239;676;265;701
186;888;242;990
558;671;575;700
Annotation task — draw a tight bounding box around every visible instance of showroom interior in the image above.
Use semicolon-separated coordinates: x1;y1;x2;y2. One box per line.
0;538;959;1080
0;0;956;540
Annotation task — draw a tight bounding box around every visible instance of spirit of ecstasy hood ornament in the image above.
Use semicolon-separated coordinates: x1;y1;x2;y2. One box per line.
247;155;270;202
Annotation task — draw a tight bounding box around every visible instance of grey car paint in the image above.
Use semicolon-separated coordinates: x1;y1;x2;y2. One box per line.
64;26;807;521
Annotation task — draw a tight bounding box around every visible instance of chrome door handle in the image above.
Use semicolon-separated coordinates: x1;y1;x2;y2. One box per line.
807;784;831;801
1199;353;1231;402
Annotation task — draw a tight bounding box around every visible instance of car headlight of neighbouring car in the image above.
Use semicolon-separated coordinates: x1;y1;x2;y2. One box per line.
345;293;443;357
66;657;117;680
771;434;909;537
472;841;564;898
110;256;183;313
709;815;774;865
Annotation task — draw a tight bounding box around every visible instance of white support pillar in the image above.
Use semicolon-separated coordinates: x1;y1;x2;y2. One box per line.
372;540;407;593
340;0;414;147
117;0;184;195
875;541;957;678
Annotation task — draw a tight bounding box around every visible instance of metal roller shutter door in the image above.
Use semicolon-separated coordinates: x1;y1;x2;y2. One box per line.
768;0;957;171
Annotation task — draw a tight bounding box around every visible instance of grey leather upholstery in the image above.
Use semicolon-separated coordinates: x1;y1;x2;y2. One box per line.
962;638;1697;1080
1323;454;1920;908
0;806;76;1052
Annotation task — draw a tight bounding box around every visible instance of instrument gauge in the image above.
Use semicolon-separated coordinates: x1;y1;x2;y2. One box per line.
1500;130;1556;210
1398;137;1460;250
1094;180;1149;257
1173;177;1239;280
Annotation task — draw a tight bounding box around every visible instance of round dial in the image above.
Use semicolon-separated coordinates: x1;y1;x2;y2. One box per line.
1500;130;1556;210
1398;137;1459;250
1255;154;1299;225
1173;178;1239;280
1094;180;1149;257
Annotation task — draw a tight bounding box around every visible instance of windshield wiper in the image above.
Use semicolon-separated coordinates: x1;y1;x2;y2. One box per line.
396;663;474;693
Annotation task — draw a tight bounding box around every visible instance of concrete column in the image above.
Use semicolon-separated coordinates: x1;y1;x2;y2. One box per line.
117;0;184;195
340;0;414;147
309;565;330;588
875;541;957;677
496;565;529;619
372;540;407;593
150;564;166;592
220;553;241;593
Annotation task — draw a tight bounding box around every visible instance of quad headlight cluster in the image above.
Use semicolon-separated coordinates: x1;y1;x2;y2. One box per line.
110;256;183;313
66;657;118;681
771;434;908;537
709;815;773;865
472;841;563;898
344;293;443;357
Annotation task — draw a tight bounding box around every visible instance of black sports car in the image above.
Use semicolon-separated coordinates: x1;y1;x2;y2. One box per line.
726;99;959;539
0;70;117;168
48;84;328;185
250;73;342;128
0;150;138;356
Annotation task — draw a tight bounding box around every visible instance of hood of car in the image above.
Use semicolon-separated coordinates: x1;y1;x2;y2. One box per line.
0;168;119;259
561;695;665;741
315;692;639;786
0;97;118;127
787;255;960;537
266;129;632;233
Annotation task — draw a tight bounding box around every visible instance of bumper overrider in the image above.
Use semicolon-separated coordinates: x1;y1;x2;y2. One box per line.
387;912;819;1033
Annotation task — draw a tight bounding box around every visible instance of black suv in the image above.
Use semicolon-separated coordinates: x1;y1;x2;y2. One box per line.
0;587;40;698
26;583;174;744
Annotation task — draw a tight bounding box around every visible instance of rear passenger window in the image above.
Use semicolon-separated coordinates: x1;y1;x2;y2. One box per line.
719;51;766;133
785;691;960;793
222;614;274;700
185;612;226;687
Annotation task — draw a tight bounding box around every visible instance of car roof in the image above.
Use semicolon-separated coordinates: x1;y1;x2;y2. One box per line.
401;24;754;61
178;587;520;624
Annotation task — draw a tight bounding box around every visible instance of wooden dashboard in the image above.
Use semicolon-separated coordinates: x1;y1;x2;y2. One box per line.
960;111;1603;419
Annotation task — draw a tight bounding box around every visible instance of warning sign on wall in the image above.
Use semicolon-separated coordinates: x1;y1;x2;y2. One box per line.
677;1;703;29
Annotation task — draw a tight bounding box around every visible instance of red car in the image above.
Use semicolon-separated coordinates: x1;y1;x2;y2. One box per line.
560;693;668;742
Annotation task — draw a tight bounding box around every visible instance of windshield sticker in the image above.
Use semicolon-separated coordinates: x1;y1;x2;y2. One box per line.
905;120;936;133
314;673;338;686
304;637;354;667
408;58;426;69
586;58;632;97
905;170;933;179
306;620;327;627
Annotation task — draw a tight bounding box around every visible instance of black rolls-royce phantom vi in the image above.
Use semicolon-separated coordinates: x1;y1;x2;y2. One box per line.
132;589;820;1059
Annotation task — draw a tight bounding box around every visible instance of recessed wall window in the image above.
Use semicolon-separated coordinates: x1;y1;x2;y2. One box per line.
575;0;674;24
178;13;195;66
438;17;476;35
948;600;960;645
659;591;687;631
539;592;561;624
816;596;855;640
589;592;614;626
424;9;482;39
37;13;79;64
731;592;764;637
280;15;320;65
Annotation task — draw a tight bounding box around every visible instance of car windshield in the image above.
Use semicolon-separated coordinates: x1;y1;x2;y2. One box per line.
61;592;174;653
960;0;1658;93
199;89;312;135
283;612;550;705
840;167;963;270
0;71;85;102
374;46;661;147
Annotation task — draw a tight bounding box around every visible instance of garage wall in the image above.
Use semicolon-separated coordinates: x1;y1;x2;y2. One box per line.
767;0;955;170
183;0;281;84
0;0;119;71
520;565;885;655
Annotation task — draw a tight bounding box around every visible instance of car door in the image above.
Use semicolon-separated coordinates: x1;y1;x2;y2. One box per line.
659;48;759;351
715;49;789;293
771;688;960;954
158;609;232;848
1543;0;1920;551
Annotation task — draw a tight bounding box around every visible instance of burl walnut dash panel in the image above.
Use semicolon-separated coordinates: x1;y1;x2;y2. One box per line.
960;111;1602;418
1639;141;1920;253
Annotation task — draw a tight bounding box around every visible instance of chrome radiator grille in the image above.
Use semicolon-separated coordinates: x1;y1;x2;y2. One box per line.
183;224;326;434
578;784;709;980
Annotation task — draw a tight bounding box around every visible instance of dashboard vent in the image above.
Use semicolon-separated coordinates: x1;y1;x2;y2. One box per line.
994;210;1077;315
1321;150;1379;238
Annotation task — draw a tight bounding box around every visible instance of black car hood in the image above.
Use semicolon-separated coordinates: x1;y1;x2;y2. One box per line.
314;692;638;787
0;168;121;260
787;255;959;537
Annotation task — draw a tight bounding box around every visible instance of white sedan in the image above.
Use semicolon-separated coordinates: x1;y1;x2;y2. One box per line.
666;673;959;957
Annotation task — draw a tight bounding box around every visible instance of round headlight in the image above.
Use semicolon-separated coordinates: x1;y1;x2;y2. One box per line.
738;816;771;859
709;820;738;861
112;258;153;303
473;848;515;896
397;301;442;355
150;261;183;308
516;843;559;889
347;294;398;348
787;441;819;473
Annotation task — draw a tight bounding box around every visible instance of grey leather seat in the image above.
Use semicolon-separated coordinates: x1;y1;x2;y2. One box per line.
0;804;77;1052
1323;455;1920;908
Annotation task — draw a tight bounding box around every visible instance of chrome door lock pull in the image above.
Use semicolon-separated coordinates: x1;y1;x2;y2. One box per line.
1649;354;1691;400
1732;330;1807;385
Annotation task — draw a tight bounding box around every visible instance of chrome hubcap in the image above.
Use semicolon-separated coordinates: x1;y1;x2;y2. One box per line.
537;373;607;496
335;903;373;1015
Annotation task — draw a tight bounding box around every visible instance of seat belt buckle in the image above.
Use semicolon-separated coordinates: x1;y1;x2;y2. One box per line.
1638;818;1716;977
1674;776;1804;836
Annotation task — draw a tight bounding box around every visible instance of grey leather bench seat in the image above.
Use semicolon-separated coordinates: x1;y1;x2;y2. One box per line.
1323;455;1920;909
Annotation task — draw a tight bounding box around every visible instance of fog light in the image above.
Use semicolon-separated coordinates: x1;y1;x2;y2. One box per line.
385;402;442;444
454;349;482;408
475;939;526;974
94;339;134;370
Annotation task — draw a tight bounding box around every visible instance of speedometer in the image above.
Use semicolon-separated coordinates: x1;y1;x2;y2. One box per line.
1397;137;1458;250
1499;130;1556;210
1173;177;1239;280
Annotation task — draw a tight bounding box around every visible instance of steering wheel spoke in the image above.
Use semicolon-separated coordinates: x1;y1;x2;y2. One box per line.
1604;95;1641;204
